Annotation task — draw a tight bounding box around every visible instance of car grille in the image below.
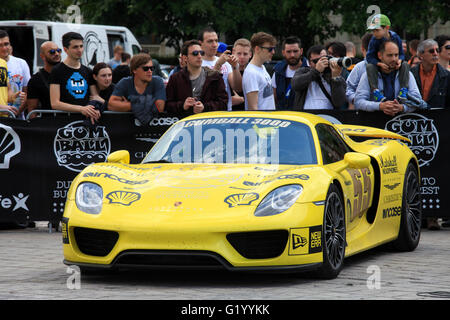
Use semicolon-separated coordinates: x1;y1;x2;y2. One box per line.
74;227;119;257
226;230;289;259
114;250;226;269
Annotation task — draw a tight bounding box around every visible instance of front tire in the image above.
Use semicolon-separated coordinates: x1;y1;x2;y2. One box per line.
393;163;421;251
316;184;346;279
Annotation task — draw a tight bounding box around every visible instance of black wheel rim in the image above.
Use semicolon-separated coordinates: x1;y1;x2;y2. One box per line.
405;169;421;242
324;191;346;269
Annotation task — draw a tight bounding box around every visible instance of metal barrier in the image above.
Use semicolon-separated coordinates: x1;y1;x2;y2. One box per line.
26;109;133;121
0;109;17;118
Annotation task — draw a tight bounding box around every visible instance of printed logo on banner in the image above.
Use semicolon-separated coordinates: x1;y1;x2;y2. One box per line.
385;113;439;167
0;123;21;169
54;120;111;172
0;193;29;212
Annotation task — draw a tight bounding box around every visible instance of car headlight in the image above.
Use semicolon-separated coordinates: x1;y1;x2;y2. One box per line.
254;184;303;217
75;182;103;214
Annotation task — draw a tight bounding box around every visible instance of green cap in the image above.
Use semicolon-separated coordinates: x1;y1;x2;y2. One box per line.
367;14;391;30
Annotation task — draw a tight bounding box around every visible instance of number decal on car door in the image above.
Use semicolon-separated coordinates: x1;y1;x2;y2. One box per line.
347;168;372;222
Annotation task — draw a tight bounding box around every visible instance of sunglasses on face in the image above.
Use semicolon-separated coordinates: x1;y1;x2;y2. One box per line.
427;48;439;54
141;65;155;72
311;58;320;64
190;50;205;56
444;45;450;50
49;48;62;55
260;46;276;52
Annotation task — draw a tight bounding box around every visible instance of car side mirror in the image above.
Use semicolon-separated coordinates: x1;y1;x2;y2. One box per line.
344;152;371;169
107;150;130;164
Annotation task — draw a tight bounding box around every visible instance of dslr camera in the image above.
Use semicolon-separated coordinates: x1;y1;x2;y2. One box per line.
326;56;352;69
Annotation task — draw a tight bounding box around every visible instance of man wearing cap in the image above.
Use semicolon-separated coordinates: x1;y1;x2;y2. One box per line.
366;14;410;103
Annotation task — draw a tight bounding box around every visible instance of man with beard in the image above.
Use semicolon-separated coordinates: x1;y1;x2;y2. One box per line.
271;36;308;110
355;40;426;115
27;41;62;115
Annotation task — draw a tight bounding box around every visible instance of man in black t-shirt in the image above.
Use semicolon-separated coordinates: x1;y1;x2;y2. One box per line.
112;52;131;84
50;32;101;124
27;41;61;116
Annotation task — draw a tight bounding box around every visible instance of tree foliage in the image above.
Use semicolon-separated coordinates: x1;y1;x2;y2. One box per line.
2;0;447;51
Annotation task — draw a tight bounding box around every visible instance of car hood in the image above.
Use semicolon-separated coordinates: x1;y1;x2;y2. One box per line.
73;162;323;215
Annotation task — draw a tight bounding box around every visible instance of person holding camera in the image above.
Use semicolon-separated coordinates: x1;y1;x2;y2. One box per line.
291;45;347;110
198;27;241;111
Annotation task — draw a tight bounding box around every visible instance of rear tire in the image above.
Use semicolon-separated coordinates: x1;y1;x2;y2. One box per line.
315;184;346;279
393;163;421;251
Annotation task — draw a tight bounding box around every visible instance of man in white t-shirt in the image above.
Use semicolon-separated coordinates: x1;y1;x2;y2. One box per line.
0;30;29;118
242;32;276;110
199;27;242;111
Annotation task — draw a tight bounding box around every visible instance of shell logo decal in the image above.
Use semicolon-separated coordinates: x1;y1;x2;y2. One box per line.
106;191;141;206
224;193;259;208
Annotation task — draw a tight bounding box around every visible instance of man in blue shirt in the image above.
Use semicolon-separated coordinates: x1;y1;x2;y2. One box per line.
271;36;308;110
366;14;410;103
355;41;427;115
346;33;373;108
109;53;165;125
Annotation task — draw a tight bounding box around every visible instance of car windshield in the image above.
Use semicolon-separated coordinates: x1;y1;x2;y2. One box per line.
143;117;317;165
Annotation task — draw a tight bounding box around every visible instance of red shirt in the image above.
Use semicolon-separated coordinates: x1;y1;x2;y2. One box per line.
419;64;437;101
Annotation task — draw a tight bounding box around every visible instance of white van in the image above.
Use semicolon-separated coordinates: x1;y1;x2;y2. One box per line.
0;20;142;73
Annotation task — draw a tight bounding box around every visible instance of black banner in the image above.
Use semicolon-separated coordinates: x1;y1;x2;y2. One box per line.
0;109;448;224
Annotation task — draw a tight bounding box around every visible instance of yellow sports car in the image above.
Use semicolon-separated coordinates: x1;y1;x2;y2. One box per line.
62;112;421;279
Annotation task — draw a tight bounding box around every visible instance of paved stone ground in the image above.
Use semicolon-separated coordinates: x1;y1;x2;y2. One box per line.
0;225;449;300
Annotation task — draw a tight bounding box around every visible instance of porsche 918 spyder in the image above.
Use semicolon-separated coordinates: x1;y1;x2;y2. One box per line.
62;111;421;279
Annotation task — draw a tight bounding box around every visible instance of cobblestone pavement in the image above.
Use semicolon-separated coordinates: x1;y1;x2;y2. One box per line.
0;225;449;300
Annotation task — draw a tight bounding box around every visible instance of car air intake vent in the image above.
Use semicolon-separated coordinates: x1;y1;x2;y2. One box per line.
227;230;289;259
114;250;225;269
74;227;119;257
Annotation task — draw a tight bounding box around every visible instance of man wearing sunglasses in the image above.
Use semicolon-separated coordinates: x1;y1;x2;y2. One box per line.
27;42;62;116
242;32;277;110
0;30;29;119
109;53;165;125
410;39;450;109
291;45;347;110
166;40;227;117
435;35;450;71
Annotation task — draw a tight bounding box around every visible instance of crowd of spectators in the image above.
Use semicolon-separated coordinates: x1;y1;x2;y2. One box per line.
1;14;449;122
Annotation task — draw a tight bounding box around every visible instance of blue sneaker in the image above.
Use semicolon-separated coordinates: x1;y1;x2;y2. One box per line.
373;89;386;102
398;87;408;101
